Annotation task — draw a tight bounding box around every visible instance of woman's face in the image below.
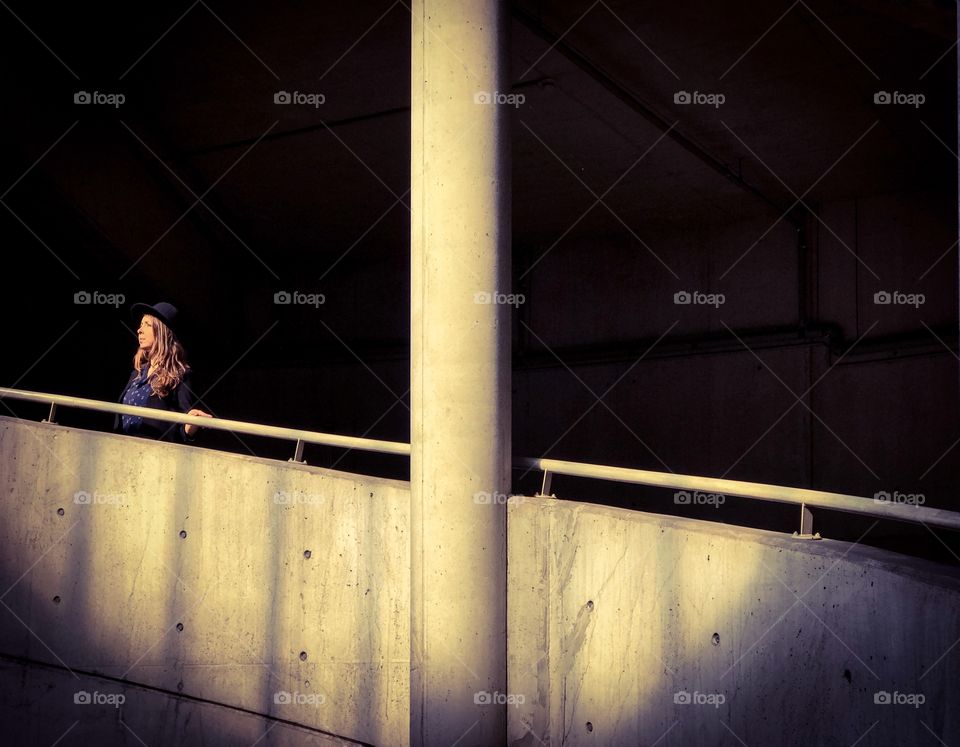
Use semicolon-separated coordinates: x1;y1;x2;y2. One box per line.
137;315;156;352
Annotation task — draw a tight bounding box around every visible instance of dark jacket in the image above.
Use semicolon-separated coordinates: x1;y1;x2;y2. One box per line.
114;368;198;443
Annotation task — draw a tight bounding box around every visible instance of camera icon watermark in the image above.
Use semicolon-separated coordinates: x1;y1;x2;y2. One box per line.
74;490;123;506
674;490;726;508
473;290;525;307
872;290;924;308
473;491;525;506
74;91;125;108
874;91;924;108
74;690;125;707
873;490;925;506
473;91;525;108
474;690;525;707
674;90;725;108
273;490;324;505
274;290;325;307
874;690;925;708
674;690;725;708
74;290;126;308
273;690;326;706
673;290;725;308
274;90;326;108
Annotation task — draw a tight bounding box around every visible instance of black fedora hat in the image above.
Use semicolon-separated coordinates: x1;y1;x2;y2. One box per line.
130;301;179;334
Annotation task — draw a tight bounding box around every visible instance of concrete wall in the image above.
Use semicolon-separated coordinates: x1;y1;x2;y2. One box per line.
508;496;960;746
0;417;409;746
2;417;959;745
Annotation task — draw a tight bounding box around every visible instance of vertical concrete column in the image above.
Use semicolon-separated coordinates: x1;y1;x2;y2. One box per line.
410;0;511;744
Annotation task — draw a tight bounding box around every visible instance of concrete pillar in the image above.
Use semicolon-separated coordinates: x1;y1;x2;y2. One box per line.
410;0;511;744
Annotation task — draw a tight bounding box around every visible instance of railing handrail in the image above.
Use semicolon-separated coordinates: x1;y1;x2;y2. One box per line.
517;457;960;532
2;386;957;533
0;386;410;456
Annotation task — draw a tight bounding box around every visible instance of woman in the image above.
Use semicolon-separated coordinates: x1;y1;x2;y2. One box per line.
115;301;212;442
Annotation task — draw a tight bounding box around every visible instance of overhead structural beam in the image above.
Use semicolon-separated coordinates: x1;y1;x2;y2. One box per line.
410;0;511;745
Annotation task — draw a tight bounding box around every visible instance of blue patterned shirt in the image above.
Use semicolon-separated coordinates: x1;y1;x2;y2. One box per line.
120;366;154;432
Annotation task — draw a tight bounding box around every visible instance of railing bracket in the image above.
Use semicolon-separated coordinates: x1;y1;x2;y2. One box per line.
793;502;822;540
289;439;306;464
537;470;554;497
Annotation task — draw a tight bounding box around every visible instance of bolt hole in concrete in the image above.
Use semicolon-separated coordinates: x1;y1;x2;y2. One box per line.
585;722;593;732
303;550;312;559
176;623;184;632
56;507;64;516
300;651;308;661
586;600;594;611
179;530;187;539
305;680;310;687
177;681;184;692
712;633;720;645
52;595;61;604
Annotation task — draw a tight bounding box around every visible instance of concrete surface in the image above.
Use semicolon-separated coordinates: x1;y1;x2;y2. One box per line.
508;496;960;746
409;0;512;742
2;417;959;746
0;417;409;746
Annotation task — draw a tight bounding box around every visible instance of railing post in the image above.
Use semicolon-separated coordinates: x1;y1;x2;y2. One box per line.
539;469;553;497
794;501;821;539
42;403;57;424
289;438;306;464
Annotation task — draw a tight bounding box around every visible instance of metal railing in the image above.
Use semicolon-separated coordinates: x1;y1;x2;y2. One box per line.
516;457;960;536
0;387;409;459
2;386;958;536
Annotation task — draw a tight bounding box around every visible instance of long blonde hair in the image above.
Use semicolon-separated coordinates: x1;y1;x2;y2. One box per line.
133;314;190;398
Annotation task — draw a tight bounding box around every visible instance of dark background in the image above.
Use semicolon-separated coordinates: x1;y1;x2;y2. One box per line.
0;1;957;561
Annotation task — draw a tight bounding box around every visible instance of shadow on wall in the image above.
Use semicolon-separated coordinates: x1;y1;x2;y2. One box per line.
0;417;408;746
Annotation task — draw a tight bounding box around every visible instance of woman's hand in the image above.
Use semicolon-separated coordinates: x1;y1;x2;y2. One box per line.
184;408;213;436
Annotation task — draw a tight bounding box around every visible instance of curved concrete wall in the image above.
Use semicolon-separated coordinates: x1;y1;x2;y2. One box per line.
508;497;960;746
0;417;409;746
2;417;959;745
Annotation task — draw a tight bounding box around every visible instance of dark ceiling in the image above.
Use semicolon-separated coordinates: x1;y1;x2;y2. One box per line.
0;0;956;387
